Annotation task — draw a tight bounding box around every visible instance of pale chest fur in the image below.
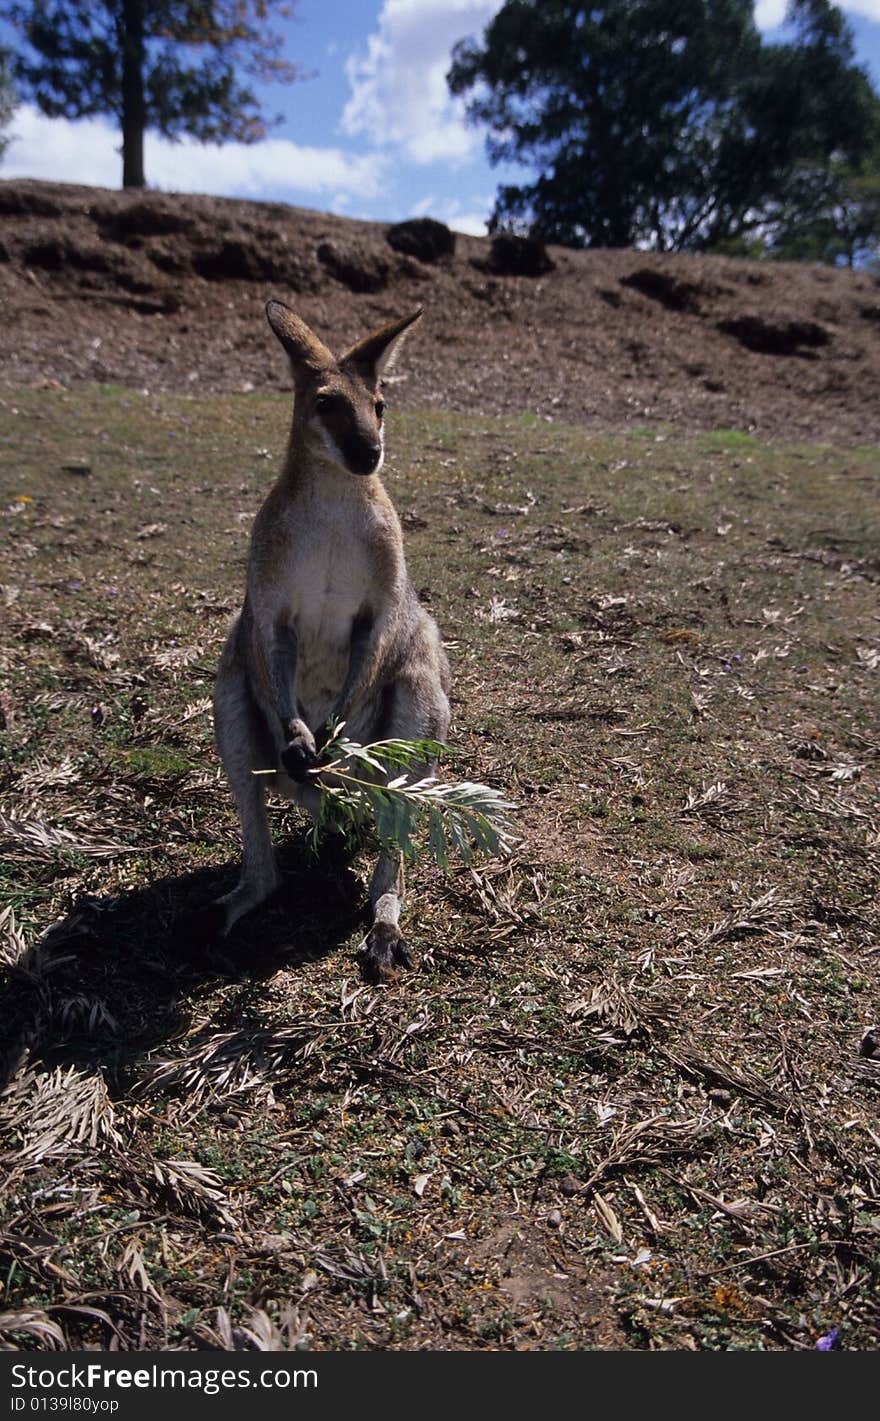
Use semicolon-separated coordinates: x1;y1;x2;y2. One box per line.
270;494;384;727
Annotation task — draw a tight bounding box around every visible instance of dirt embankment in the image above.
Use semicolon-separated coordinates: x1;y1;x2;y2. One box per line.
1;178;879;442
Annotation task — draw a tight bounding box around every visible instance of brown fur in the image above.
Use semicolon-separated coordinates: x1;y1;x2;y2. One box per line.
193;301;449;982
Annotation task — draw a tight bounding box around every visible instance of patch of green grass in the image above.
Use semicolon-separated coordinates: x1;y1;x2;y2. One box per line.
110;745;199;778
698;428;762;451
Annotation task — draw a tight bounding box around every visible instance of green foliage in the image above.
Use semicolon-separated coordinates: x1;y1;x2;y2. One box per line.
767;156;880;268
0;1;303;186
296;723;518;868
448;0;880;260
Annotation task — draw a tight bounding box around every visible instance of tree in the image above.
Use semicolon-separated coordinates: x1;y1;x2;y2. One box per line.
448;0;880;257
0;49;16;166
1;2;303;188
709;0;880;259
755;156;880;268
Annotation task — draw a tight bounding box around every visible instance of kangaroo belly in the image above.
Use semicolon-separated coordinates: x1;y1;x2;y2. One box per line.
295;619;350;728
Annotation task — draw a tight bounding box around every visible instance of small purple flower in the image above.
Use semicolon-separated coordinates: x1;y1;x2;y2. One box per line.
733;654;741;663
107;587;119;597
816;1327;839;1351
496;528;508;538
100;432;109;442
69;581;81;592
723;662;732;672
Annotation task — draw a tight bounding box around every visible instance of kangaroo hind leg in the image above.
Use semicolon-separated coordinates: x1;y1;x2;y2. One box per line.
360;851;411;983
359;673;449;984
183;644;280;945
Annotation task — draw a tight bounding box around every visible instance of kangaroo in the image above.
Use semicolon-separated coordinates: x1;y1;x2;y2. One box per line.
195;300;450;982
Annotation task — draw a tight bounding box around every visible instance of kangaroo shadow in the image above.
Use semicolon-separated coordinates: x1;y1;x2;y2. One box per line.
0;831;365;1093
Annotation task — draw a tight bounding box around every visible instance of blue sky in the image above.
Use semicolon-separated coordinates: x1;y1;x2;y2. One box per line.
2;0;880;235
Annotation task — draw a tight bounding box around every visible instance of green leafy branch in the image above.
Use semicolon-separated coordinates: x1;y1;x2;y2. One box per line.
267;721;518;866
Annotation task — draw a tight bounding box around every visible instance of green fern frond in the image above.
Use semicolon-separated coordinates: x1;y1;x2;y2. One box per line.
304;720;518;866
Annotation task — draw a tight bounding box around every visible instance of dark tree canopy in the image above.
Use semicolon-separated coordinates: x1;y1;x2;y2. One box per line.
1;1;304;187
448;0;880;260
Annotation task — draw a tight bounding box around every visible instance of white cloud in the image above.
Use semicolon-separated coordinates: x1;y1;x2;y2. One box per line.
2;104;385;201
756;0;880;26
838;0;880;18
342;0;502;165
754;0;788;27
410;192;490;234
446;210;489;236
3;106;122;189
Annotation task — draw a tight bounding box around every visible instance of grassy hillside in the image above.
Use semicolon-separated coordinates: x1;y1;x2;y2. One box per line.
0;384;878;1349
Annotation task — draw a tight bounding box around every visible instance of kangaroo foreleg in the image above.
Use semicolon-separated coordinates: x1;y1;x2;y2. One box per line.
245;603;317;781
329;606;385;733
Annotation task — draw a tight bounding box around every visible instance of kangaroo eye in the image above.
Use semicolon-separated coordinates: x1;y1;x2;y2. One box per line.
315;393;334;412
375;400;386;419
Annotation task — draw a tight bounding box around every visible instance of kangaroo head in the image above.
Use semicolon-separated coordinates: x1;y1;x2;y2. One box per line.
266;300;422;477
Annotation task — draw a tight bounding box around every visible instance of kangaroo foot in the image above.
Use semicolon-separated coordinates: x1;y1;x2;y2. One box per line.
358;922;413;984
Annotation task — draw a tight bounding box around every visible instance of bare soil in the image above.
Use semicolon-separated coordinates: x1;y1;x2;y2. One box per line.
1;178;879;443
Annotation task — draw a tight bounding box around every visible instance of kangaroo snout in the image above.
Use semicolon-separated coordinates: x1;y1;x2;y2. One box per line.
345;438;383;476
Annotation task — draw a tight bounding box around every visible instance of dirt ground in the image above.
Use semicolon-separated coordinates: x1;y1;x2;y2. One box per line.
1;178;879;444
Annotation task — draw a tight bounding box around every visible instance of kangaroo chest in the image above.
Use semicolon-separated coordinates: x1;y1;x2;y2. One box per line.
283;517;377;724
291;535;372;642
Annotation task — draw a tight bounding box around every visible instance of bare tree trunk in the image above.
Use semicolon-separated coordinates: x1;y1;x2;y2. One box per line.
121;0;146;188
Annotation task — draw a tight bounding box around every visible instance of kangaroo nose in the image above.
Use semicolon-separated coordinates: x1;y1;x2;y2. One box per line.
344;434;383;475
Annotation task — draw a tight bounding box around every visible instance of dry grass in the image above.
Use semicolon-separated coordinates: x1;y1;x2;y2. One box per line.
0;386;878;1350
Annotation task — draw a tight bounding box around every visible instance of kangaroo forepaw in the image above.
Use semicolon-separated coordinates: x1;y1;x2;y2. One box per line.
282;729;318;783
359;923;414;984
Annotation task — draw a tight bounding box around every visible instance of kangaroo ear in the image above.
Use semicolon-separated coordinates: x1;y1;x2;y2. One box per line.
266;300;334;377
341;308;423;383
